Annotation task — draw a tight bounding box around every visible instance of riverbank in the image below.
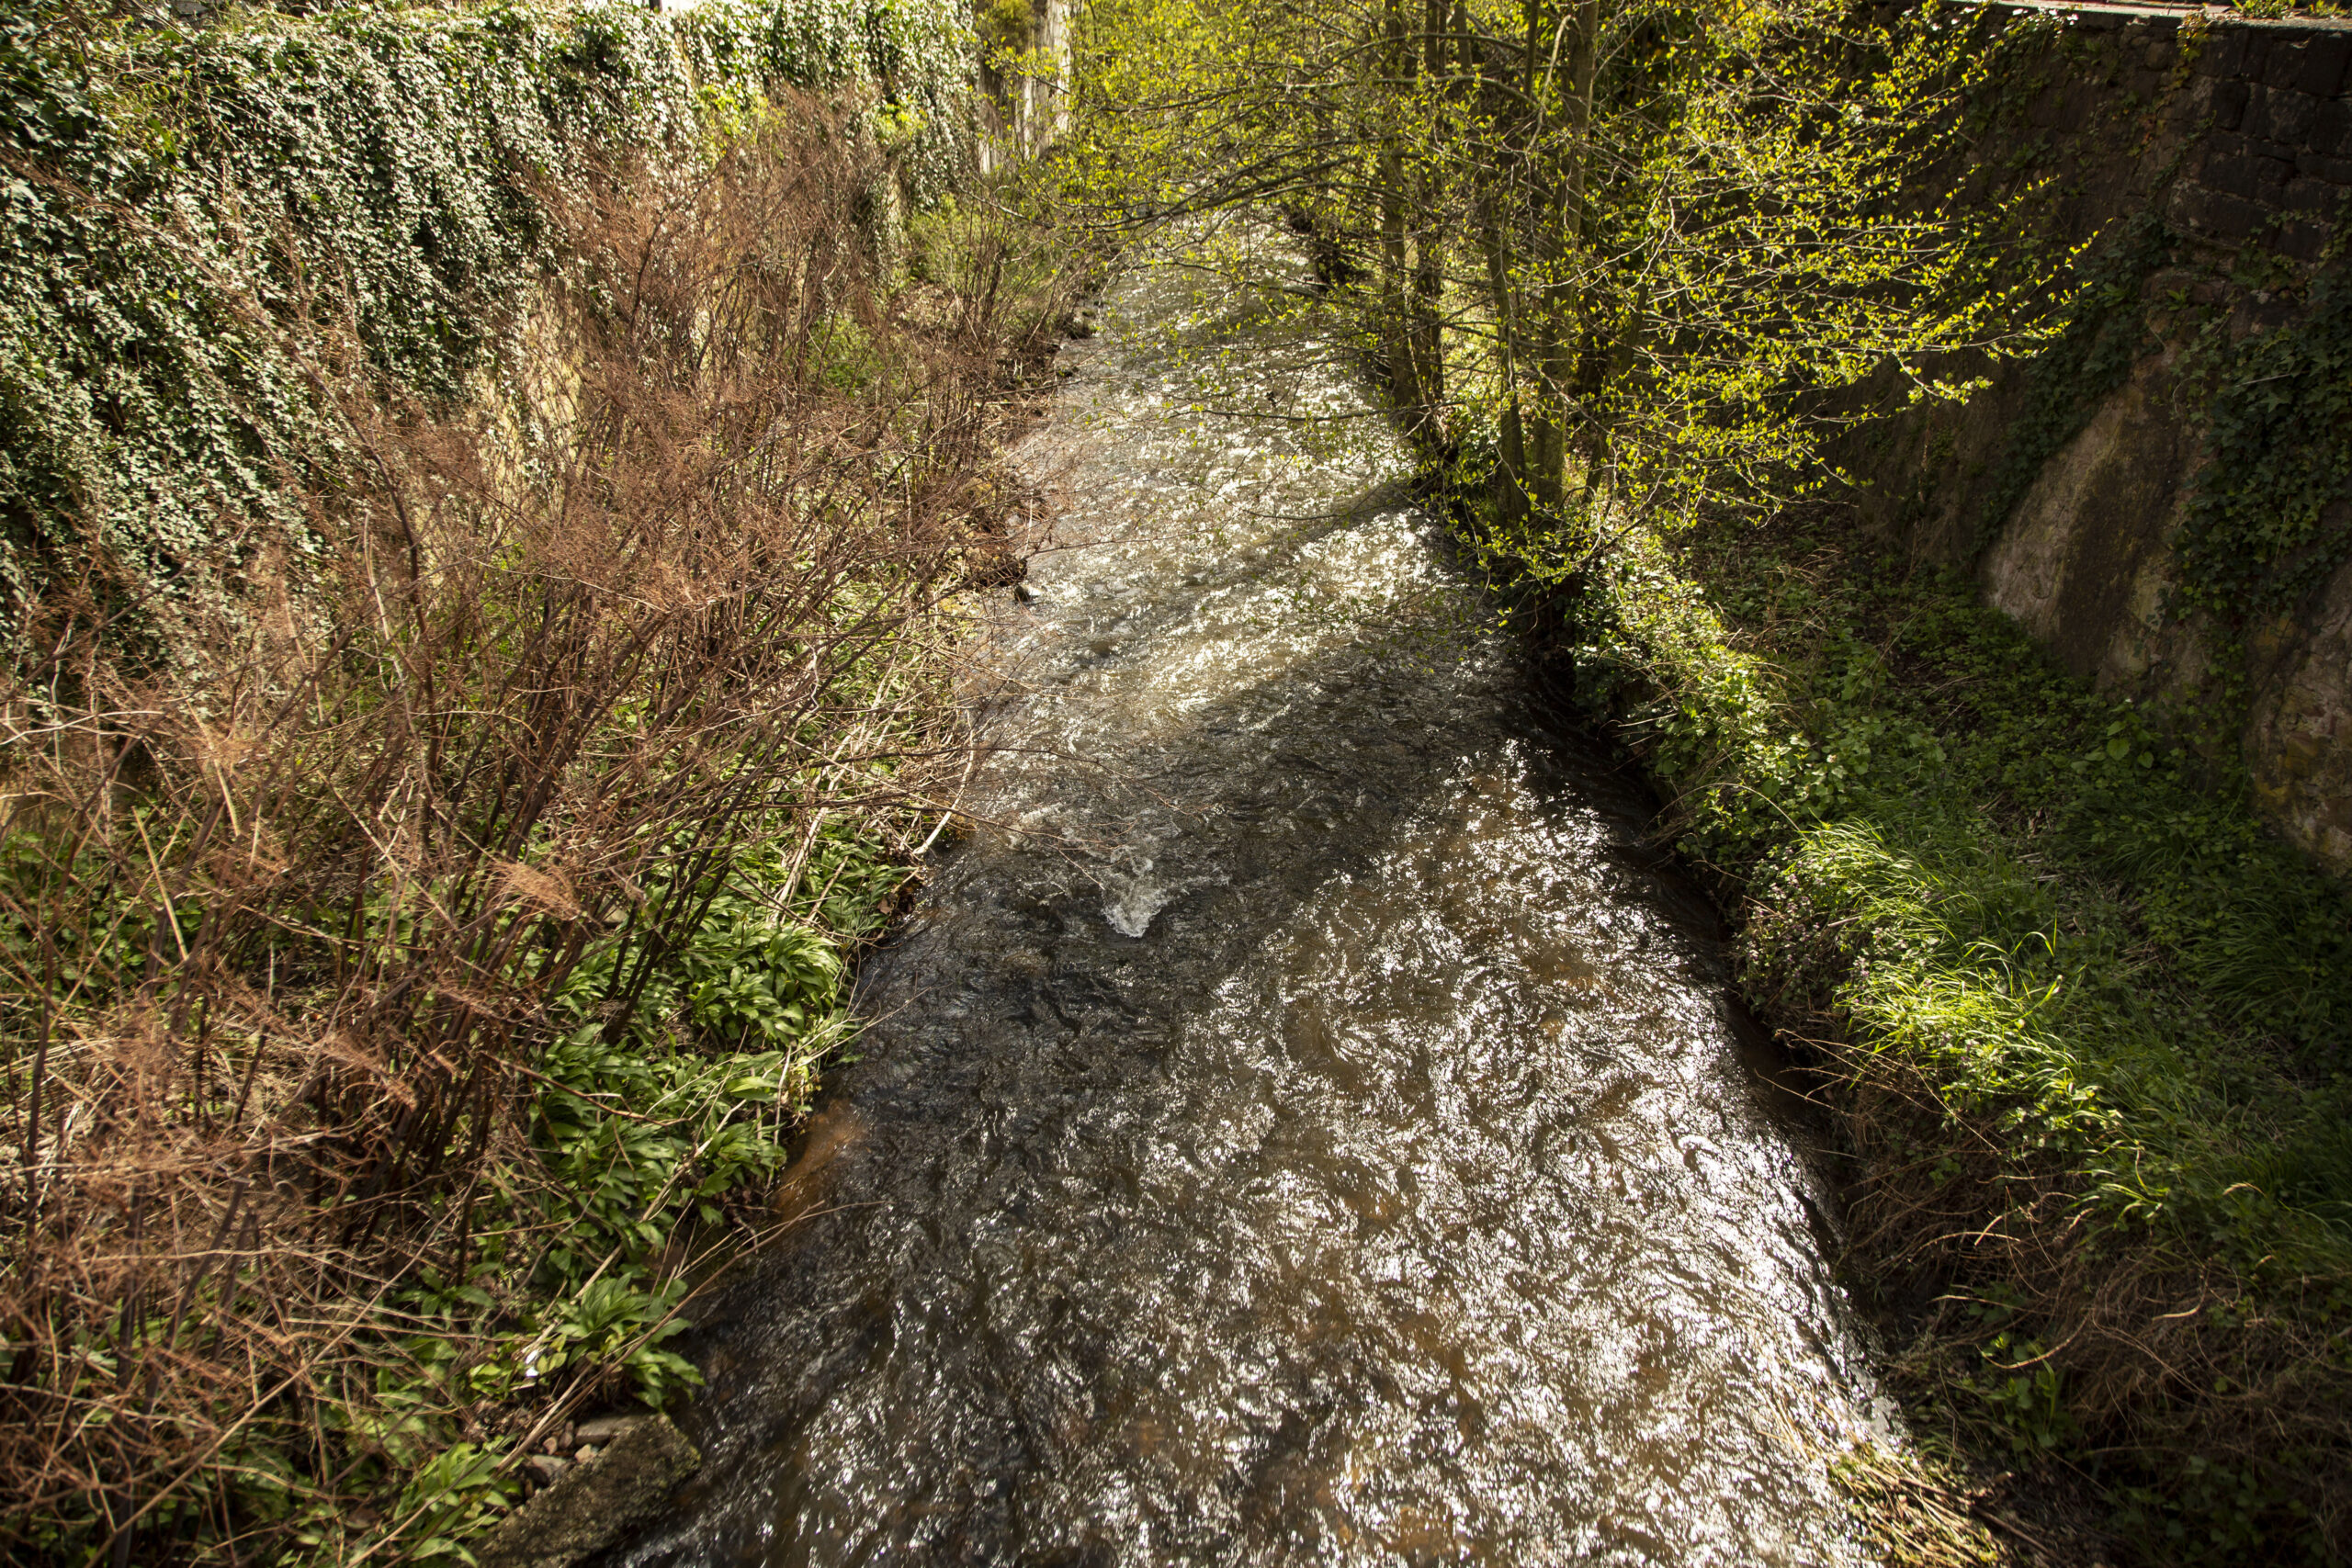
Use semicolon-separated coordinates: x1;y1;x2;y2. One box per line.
0;5;1078;1561
1461;493;2352;1562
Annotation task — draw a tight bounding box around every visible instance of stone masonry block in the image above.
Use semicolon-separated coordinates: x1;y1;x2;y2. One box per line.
2301;149;2352;186
2199;150;2297;201
2299;33;2351;97
2283;175;2343;213
2278;217;2331;262
2248;85;2322;145
2196;29;2249;80
2314;97;2352;156
2265;38;2309;90
2242;33;2278;85
2170;184;2271;242
2165;85;2210;136
2201;129;2250;164
2211;77;2251;132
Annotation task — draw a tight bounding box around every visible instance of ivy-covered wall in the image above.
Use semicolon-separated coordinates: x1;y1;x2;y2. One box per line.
0;0;973;623
1839;5;2352;874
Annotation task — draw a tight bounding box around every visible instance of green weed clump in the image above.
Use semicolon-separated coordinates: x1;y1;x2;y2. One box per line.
1484;501;2352;1562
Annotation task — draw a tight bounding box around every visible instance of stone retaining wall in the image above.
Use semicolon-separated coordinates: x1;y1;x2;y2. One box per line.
1846;3;2352;872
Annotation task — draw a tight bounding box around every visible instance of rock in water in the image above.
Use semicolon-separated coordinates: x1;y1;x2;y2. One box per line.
478;1416;701;1568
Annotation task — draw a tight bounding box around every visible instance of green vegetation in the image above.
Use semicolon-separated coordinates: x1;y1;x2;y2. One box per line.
0;2;1075;1562
0;0;973;623
8;0;2348;1556
1061;0;2352;1556
2173;262;2352;715
1063;0;2052;524
1509;498;2352;1562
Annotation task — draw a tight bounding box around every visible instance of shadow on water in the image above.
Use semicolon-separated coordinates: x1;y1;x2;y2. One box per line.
608;239;1891;1568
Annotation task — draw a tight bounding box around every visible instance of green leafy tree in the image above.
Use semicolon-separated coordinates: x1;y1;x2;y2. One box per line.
1063;0;2052;562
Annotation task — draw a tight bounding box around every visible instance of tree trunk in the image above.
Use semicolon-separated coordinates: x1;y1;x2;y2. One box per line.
1478;194;1530;525
1522;0;1596;512
1379;1;1419;425
1407;0;1448;449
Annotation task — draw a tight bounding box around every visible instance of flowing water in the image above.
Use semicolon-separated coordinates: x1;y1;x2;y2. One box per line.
617;236;1894;1567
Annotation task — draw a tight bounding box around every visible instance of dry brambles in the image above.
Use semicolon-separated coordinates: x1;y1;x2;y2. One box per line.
0;106;1072;1563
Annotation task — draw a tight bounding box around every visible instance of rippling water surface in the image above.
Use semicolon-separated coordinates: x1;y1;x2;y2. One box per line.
618;239;1892;1567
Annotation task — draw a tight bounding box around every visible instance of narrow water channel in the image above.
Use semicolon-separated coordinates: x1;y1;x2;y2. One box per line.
618;236;1893;1566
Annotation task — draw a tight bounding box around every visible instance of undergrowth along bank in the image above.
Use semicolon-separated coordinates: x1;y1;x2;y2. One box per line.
1459;481;2352;1562
0;3;1080;1563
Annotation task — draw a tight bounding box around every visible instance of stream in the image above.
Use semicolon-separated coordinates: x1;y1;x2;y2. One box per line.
616;235;1894;1567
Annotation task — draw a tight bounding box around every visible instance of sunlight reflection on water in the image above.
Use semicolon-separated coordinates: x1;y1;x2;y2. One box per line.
616;230;1896;1568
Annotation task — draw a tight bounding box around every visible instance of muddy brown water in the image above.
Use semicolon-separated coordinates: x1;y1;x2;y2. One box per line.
614;238;1894;1567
